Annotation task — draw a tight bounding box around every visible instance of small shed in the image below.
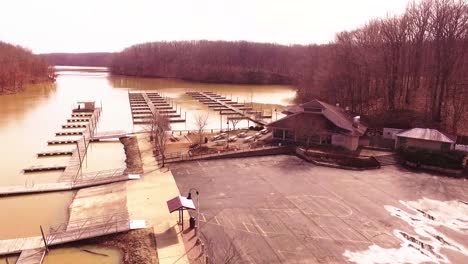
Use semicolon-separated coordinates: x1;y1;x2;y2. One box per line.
166;196;196;230
73;101;96;112
395;128;455;151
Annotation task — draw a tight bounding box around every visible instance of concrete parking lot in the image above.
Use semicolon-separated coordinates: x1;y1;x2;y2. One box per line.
171;155;468;263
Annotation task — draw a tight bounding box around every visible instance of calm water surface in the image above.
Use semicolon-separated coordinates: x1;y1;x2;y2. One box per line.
0;66;295;260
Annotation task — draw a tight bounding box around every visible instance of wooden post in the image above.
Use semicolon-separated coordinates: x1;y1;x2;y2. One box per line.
76;142;81;163
40;225;49;252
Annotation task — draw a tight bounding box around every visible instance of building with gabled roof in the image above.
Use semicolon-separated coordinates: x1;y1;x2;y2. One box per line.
395;128;455;151
268;99;367;151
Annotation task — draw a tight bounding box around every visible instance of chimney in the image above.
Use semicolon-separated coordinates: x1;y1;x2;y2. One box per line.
353;116;360;127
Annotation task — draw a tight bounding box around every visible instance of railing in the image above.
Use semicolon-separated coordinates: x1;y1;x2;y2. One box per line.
455;144;468;153
72;168;126;186
46;212;130;246
156;144;288;163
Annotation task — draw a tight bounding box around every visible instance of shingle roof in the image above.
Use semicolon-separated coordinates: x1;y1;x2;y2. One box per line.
270;99;367;136
396;128;454;143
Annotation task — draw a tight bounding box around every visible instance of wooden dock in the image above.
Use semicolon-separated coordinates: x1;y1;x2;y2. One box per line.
62;124;86;129
15;248;46;264
23;165;66;173
37;151;73;157
47;139;78;145
0;214;146;258
187;91;268;126
0;169;138;196
128;91;186;124
55;131;83;136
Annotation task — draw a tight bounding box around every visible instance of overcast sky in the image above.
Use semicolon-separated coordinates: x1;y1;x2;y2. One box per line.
0;0;411;53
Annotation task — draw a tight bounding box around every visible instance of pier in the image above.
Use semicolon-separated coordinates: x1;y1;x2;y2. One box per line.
128;91;186;124
6;102;139;196
0;168;138;196
187;91;270;126
0;213;146;261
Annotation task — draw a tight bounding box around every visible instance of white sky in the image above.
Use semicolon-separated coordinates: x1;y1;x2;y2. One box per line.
0;0;410;53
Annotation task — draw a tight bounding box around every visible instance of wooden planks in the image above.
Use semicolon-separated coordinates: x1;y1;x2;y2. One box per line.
16;248;46;264
0;169;137;196
37;151;73;157
23;165;66;173
189;91;267;126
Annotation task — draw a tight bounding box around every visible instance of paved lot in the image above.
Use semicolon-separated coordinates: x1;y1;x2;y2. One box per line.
171;155;468;263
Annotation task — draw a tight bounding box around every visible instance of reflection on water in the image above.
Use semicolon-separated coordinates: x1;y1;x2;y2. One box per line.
80;142;126;173
0;67;295;250
0;191;74;239
111;75;296;130
42;246;122;264
0;67;295;187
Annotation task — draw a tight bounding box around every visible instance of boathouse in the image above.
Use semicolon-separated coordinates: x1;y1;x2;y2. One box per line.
267;99;367;151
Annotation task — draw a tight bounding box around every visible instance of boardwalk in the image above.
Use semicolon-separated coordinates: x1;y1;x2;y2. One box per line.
0;168;138;196
0;214;146;257
9;108;140;195
16;248;46;264
187;91;269;126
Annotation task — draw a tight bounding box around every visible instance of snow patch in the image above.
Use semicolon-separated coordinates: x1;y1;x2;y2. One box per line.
343;198;468;264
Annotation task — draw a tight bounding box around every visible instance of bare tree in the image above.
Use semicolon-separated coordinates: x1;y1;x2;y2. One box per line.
149;113;170;167
228;116;242;131
199;235;243;264
194;112;209;144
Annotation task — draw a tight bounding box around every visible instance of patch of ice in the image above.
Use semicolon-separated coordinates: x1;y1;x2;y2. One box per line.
130;219;147;229
128;174;141;179
343;198;468;264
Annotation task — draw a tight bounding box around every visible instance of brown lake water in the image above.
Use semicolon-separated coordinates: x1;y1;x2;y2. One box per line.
0;66;296;261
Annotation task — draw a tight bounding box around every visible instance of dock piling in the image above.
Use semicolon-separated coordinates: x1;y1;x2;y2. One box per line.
40;225;49;253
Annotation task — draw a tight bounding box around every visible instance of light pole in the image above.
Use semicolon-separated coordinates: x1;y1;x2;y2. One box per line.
187;188;200;242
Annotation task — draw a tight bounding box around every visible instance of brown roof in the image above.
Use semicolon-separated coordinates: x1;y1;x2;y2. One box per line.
271;99;367;136
396;128;454;143
167;196;196;213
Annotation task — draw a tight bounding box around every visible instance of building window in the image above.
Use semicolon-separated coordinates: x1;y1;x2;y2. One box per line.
285;130;295;140
273;129;283;139
441;142;451;152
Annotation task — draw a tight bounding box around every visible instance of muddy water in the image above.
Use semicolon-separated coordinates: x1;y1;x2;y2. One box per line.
110;75;296;130
42;246;122;264
0;66;295;261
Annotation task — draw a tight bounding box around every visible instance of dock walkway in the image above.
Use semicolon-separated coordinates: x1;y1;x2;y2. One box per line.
0;168;139;196
128;92;185;124
0;214;146;257
188;91;268;126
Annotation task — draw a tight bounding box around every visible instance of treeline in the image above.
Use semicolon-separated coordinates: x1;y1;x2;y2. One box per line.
110;41;306;84
109;0;467;134
0;41;53;94
318;0;468;134
42;52;113;67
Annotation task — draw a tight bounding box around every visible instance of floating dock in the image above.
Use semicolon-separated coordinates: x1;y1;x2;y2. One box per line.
0;213;146;259
128;91;186;124
187;91;269;126
0;169;138;196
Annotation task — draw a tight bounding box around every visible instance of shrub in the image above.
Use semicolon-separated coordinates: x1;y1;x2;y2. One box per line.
398;147;466;170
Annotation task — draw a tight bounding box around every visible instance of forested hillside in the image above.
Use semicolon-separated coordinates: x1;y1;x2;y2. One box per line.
318;0;468;134
0;41;52;94
110;41;305;84
110;0;467;134
42;52;113;67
